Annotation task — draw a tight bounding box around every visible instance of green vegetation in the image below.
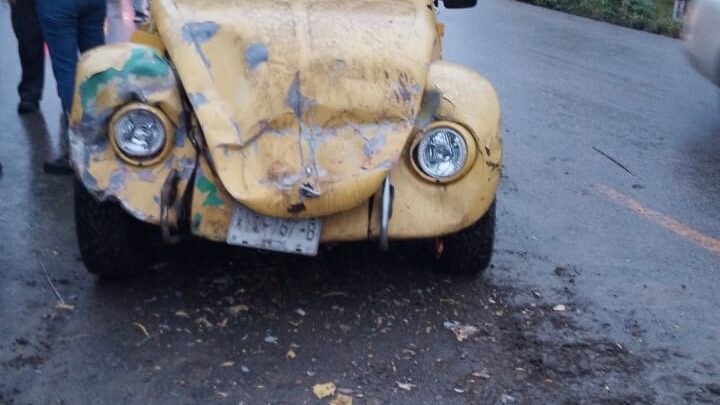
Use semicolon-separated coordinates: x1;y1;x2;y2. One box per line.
519;0;684;37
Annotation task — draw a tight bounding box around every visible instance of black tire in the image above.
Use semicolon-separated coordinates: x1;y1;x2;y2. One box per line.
435;200;496;277
74;179;159;279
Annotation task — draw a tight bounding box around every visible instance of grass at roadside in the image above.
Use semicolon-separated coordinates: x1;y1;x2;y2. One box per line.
518;0;684;37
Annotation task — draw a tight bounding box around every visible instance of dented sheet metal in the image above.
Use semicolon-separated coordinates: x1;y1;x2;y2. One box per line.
187;61;502;243
152;0;438;218
368;62;502;238
69;44;197;223
190;156;234;241
69;0;502;246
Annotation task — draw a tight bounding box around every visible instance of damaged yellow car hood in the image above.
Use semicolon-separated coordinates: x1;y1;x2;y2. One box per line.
152;0;437;217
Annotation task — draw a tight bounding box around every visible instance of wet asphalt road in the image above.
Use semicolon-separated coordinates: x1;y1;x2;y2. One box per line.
2;0;720;404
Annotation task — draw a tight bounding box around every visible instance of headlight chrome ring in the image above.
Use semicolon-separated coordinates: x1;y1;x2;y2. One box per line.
410;122;477;183
109;103;174;167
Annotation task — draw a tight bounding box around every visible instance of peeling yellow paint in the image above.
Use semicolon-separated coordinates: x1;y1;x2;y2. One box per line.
190;157;234;241
69;43;196;223
152;0;438;218
185;63;501;242
130;30;166;53
71;0;502;246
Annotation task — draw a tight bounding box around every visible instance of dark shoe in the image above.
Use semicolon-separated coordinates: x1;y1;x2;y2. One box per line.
43;154;73;175
134;11;149;24
18;100;39;115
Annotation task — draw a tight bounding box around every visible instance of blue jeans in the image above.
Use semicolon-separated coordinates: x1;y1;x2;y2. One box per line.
36;0;106;114
134;0;149;18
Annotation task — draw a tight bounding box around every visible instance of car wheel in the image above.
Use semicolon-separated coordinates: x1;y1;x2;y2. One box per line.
74;179;159;279
435;200;496;277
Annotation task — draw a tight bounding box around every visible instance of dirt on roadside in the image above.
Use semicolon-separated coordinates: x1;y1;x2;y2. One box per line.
5;242;709;404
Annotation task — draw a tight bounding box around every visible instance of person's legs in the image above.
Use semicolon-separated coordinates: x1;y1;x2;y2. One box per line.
133;0;148;22
10;0;45;113
36;0;78;115
78;0;106;53
36;0;79;174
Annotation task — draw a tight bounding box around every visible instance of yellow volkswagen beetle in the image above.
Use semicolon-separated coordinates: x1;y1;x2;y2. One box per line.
70;0;501;278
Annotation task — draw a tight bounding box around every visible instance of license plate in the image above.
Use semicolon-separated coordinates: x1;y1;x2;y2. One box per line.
226;205;322;256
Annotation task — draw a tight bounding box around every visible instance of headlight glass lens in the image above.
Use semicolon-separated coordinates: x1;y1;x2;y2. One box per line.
112;108;166;159
416;127;468;179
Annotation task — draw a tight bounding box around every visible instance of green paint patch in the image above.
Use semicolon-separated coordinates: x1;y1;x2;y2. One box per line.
78;46;171;112
196;176;224;207
192;212;202;231
123;48;170;77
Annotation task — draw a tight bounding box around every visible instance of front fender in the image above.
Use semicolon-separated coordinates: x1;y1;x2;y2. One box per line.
365;60;502;238
426;61;502;171
69;43;197;223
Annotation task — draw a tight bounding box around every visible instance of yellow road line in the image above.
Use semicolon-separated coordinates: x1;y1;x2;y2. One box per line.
596;184;720;255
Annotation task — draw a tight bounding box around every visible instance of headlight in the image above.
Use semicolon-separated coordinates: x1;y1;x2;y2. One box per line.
415;126;468;180
110;103;172;165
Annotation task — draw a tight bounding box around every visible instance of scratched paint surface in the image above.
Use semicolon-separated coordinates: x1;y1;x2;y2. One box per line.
189;60;502;242
189;157;234;242
69;0;502;242
69;43;197;223
152;0;441;218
